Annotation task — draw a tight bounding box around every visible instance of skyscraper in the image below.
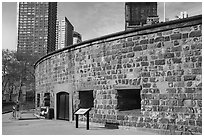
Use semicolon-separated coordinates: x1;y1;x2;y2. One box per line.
125;2;157;30
17;2;57;58
56;17;74;50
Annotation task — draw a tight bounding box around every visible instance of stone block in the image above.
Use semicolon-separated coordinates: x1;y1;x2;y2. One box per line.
157;82;168;93
133;46;142;51
142;44;147;50
182;33;189;39
185;88;196;93
147;38;153;44
172;58;182;64
175;52;181;57
164;36;170;41
190;56;197;62
155;59;165;65
117;64;122;69
142;77;149;83
172;46;182;52
166;88;176;93
197;56;202;62
141;61;149;66
188;119;195;126
174;40;180;46
170;33;182;40
155;36;165;42
165;76;176;82
141;72;151;77
194;94;202;100
184;75;196;81
149;77;156;82
94;114;103;119
140;39;149;44
164;52;175;58
195;62;202;68
126;41;134;47
197;100;202;107
177;99;183;106
151;100;159;105
159;94;168;99
196;120;202;127
192;68;202;75
189;30;202;37
183;99;196;107
142;83;151;88
158;106;168;112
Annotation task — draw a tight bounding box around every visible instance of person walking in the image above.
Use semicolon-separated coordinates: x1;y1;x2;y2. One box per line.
16;101;20;119
12;105;16;119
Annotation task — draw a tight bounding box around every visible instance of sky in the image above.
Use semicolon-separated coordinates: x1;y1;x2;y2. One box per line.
2;1;202;51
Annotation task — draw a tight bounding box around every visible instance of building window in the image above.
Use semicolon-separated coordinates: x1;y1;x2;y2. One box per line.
44;93;50;107
116;89;141;111
78;90;94;108
37;93;40;107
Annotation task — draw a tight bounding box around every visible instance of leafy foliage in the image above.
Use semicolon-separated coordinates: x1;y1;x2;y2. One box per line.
2;49;39;102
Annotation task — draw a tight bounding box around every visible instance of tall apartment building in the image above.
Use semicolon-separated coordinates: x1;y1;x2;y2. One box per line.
56;17;74;50
125;2;158;30
17;2;57;58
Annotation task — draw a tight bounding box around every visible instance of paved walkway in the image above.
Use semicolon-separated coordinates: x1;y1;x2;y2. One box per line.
2;112;159;135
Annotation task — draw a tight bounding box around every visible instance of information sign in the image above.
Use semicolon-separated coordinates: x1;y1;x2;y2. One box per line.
74;108;90;115
74;108;91;130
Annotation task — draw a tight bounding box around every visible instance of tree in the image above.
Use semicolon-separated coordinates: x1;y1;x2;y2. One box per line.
2;49;17;100
2;49;39;102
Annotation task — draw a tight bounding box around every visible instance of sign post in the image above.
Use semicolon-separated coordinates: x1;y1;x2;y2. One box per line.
74;108;91;130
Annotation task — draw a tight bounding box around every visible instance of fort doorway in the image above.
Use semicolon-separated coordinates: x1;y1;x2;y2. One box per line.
57;92;69;120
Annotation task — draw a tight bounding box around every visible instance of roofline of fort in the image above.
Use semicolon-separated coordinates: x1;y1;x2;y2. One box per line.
34;14;202;68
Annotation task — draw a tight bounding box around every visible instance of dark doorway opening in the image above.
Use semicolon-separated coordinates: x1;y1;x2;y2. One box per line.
117;89;141;111
44;93;50;107
79;90;94;108
37;93;40;107
57;92;69;120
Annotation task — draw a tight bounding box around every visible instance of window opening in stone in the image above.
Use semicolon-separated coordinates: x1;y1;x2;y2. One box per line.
79;90;94;108
44;93;50;107
117;89;141;111
37;93;40;107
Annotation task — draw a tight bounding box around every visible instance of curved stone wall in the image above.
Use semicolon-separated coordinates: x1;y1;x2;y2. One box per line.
35;15;202;134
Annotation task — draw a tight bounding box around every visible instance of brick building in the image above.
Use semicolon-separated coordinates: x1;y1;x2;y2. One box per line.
34;15;202;134
125;2;158;30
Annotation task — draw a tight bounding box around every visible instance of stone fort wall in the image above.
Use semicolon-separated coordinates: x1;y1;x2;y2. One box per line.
35;15;202;134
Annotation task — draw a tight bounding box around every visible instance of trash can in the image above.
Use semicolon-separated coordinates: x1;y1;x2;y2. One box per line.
47;108;54;119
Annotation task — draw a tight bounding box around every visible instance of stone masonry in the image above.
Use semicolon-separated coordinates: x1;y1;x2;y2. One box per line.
35;15;202;134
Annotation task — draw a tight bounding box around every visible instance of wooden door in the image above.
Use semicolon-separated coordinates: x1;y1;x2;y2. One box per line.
57;92;69;120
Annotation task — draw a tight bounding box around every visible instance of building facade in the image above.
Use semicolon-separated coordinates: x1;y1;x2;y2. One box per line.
73;31;82;44
125;2;157;30
56;17;74;50
17;2;57;57
35;15;202;134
